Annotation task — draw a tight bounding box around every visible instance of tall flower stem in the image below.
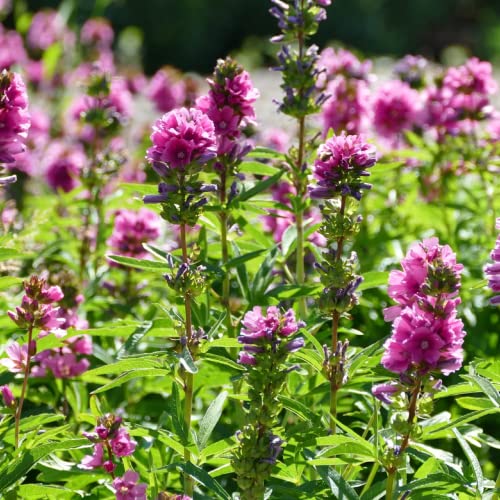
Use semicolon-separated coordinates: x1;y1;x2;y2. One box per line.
219;168;232;334
385;377;422;500
180;222;195;497
329;195;346;433
15;324;33;449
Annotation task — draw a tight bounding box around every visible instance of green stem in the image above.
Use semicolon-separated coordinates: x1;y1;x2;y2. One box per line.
360;462;380;497
15;324;34;449
492;470;500;500
330;310;340;434
180;222;195;497
219;168;232;335
385;470;396;500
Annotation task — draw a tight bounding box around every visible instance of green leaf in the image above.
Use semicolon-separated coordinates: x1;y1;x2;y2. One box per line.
247;146;286;160
200;437;237;462
0;438;89;491
0;276;24;291
236;170;285;203
0;247;31;261
239;161;280;176
398;472;469;495
281;223;297;258
90;368;169;394
462;373;500;408
17;484;81;499
369;161;404;178
456;397;495;411
179;346;198;374
202;337;240;351
315;466;360;499
203;353;245;371
279;395;323;425
452;428;483;494
315;435;375;458
266;284;322;299
72;324;140;338
42;43;62;79
291;349;324;374
172;461;231;500
83;357;163;377
197;391;228;451
424;408;500;435
358;271;389;291
106;254;168;271
117;321;153;358
223;249;267;271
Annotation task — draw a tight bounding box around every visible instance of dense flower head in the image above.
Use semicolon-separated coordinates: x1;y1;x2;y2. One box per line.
382;238;466;376
317;47;372;87
0;27;27;70
147;67;186;113
7;275;64;331
0;70;30;164
373;80;421;140
443;57;497;96
311;133;377;200
485;218;500;305
81;18;114;49
384;237;463;321
81;414;136;472
146;107;217;174
113;470;147;500
107;208;162;262
43;141;86;193
322;76;370;135
382;300;465;375
27;9;74;51
238;306;304;365
394;55;428;88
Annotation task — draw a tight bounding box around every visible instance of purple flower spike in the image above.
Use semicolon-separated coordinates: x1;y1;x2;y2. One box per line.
485;218;500;305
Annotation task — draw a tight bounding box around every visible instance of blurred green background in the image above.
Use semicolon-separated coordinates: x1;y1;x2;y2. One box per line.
17;0;500;73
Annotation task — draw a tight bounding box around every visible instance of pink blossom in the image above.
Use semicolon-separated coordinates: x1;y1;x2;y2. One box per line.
0;28;26;70
27;10;74;51
485;218;500;305
373;80;421;141
260;128;290;153
112;470;147;500
147;68;186;113
43;141;86;193
146;107;217;173
322;76;370;136
1;342;28;373
311;133;377;200
109;428;136;457
80;442;104;469
0;71;30;165
317;47;372;88
81;18;114;49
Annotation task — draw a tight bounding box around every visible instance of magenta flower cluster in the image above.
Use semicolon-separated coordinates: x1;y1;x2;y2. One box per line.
311;133;377;200
382;238;466;376
148;67;187;114
373;80;422;142
485;218;500;305
424;57;497;137
0;70;30;165
196;58;259;154
81;17;114;50
80;414;137;474
7;275;64;331
112;470;147;500
107;208;162;262
238;306;304;365
146;107;217;174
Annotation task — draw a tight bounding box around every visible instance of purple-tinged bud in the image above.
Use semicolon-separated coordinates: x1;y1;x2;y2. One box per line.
372;382;400;405
1;385;15;408
286;337;304;352
103;460;116;474
28;340;37;356
0;175;17;185
238;351;256;365
96;425;109;440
